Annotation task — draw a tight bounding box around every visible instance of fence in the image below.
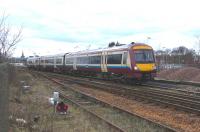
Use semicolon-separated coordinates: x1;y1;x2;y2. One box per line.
157;63;200;71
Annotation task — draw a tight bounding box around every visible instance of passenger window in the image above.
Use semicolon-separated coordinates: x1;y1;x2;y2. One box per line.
77;57;89;64
56;58;62;64
49;59;54;64
66;58;73;64
107;54;122;64
90;56;101;64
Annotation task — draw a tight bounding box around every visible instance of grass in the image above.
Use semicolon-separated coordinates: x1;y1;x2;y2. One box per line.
9;69;174;132
0;63;16;132
78;101;170;132
43;76;172;131
9;69;113;132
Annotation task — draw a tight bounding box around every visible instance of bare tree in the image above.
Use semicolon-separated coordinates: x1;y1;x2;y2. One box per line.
0;14;22;62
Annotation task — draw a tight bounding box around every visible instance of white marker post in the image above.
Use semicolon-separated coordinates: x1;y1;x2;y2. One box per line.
53;92;59;113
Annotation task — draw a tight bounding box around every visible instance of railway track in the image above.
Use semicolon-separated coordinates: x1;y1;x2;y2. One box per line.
154;78;200;87
50;88;125;132
31;72;125;132
143;80;200;96
43;72;200;114
53;70;200;96
35;71;176;132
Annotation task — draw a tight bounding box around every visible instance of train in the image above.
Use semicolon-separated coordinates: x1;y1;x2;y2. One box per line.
27;42;156;81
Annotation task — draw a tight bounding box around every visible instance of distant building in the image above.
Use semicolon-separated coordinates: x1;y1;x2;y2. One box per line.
21;51;25;59
20;51;26;63
9;51;27;64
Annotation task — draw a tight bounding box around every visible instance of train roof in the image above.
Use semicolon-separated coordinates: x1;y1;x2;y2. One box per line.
27;53;67;60
40;53;67;58
27;56;40;60
67;43;151;55
27;42;152;59
68;44;127;55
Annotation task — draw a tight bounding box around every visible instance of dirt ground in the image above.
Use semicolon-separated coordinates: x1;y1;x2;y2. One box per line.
8;70;102;132
9;69;200;132
72;85;200;132
157;67;200;82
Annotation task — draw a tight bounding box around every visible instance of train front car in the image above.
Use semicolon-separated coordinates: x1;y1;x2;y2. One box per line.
129;43;156;81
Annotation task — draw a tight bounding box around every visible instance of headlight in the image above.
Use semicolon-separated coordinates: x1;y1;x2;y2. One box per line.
134;66;139;70
153;65;157;70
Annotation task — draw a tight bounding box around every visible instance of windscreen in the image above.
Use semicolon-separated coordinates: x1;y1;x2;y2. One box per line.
134;50;154;63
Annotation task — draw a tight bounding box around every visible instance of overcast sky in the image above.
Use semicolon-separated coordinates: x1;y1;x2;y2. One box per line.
0;0;200;57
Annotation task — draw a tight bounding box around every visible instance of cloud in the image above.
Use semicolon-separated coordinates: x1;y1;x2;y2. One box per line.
0;0;200;57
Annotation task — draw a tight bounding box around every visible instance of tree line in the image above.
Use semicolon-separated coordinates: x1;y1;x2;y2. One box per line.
0;14;22;63
155;46;200;68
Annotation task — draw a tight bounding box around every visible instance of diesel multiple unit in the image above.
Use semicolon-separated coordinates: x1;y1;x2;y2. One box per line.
27;43;156;80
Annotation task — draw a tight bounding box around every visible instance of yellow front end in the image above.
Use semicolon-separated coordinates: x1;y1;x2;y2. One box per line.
131;43;156;80
136;63;156;72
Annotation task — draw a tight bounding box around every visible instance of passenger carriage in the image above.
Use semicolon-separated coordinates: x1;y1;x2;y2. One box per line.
40;54;65;72
27;42;156;81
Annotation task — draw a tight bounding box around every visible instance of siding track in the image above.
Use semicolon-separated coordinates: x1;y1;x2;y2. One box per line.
34;71;177;132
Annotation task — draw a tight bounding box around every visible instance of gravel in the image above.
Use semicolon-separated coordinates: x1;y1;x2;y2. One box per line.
158;67;200;82
73;86;200;132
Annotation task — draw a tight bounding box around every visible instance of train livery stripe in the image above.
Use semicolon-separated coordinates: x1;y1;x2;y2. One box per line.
76;65;130;69
77;65;100;68
107;65;130;69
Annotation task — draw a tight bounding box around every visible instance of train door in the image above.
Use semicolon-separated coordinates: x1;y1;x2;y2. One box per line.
54;56;56;69
38;58;41;70
43;57;46;68
73;57;77;70
101;51;108;72
63;55;65;70
34;58;37;69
